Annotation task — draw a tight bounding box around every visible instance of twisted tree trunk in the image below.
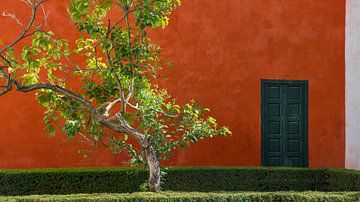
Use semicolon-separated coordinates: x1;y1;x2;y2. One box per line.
6;79;162;192
144;143;161;192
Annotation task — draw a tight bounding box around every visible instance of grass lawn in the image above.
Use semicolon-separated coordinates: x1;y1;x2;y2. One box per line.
1;192;360;202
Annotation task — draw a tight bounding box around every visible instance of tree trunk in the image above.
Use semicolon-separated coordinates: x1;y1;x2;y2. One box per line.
144;144;161;192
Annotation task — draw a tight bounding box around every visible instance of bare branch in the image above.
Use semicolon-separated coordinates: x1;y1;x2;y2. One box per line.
1;11;24;31
0;0;47;54
103;98;122;118
39;3;49;27
126;101;139;110
20;0;33;7
78;132;91;143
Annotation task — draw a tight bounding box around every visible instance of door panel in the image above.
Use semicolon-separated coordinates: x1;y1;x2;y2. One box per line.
261;80;308;167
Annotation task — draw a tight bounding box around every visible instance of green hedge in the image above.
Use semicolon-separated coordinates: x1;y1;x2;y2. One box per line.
326;169;360;191
0;168;147;196
162;167;329;192
0;167;360;195
2;192;360;202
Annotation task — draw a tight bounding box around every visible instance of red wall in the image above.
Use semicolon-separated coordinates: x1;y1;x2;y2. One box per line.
0;0;345;168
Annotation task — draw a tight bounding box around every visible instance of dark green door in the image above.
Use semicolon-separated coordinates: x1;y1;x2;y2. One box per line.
261;80;308;167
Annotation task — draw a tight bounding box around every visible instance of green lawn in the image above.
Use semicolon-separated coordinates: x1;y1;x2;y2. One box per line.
1;192;360;202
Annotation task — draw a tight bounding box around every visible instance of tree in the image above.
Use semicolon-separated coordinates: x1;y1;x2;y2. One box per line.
0;0;231;192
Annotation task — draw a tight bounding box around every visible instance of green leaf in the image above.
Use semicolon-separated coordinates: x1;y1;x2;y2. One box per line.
22;74;38;85
46;125;56;136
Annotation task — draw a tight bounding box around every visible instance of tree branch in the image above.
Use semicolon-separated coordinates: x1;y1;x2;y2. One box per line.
0;67;12;96
11;80;145;142
0;0;46;54
156;109;179;118
0;0;150;149
94;9;136;48
103;98;122;118
115;112;147;147
14;81;100;116
1;11;24;31
126;78;134;102
0;36;143;139
0;55;11;67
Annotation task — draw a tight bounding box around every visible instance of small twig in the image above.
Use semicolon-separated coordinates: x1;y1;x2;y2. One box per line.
1;11;24;31
39;3;49;27
126;101;139;110
68;67;103;72
126;78;135;102
97;101;110;109
156;109;179;119
0;55;11;67
94;9;136;48
20;0;33;7
78;132;91;142
94;47;100;69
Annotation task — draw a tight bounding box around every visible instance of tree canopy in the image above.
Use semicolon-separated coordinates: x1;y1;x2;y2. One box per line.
0;0;231;191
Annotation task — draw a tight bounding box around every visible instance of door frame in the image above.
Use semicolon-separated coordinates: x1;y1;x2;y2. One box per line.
261;79;309;167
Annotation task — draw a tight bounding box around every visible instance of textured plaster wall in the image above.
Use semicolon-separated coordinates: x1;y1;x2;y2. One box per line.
346;0;360;170
154;0;345;168
0;0;345;168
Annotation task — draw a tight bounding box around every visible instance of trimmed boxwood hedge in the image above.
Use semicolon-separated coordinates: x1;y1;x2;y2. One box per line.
0;167;360;195
0;168;148;196
2;192;360;202
162;167;329;192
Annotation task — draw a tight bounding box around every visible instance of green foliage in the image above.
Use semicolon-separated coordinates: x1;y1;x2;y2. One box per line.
2;192;360;202
68;0;230;164
0;0;231;171
0;168;147;196
20;31;70;85
0;167;360;196
163;167;330;192
326;169;360;191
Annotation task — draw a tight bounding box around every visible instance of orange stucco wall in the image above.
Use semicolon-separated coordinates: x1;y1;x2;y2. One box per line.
0;0;345;168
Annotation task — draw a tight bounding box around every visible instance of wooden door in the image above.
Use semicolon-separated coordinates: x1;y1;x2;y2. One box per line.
261;80;308;167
